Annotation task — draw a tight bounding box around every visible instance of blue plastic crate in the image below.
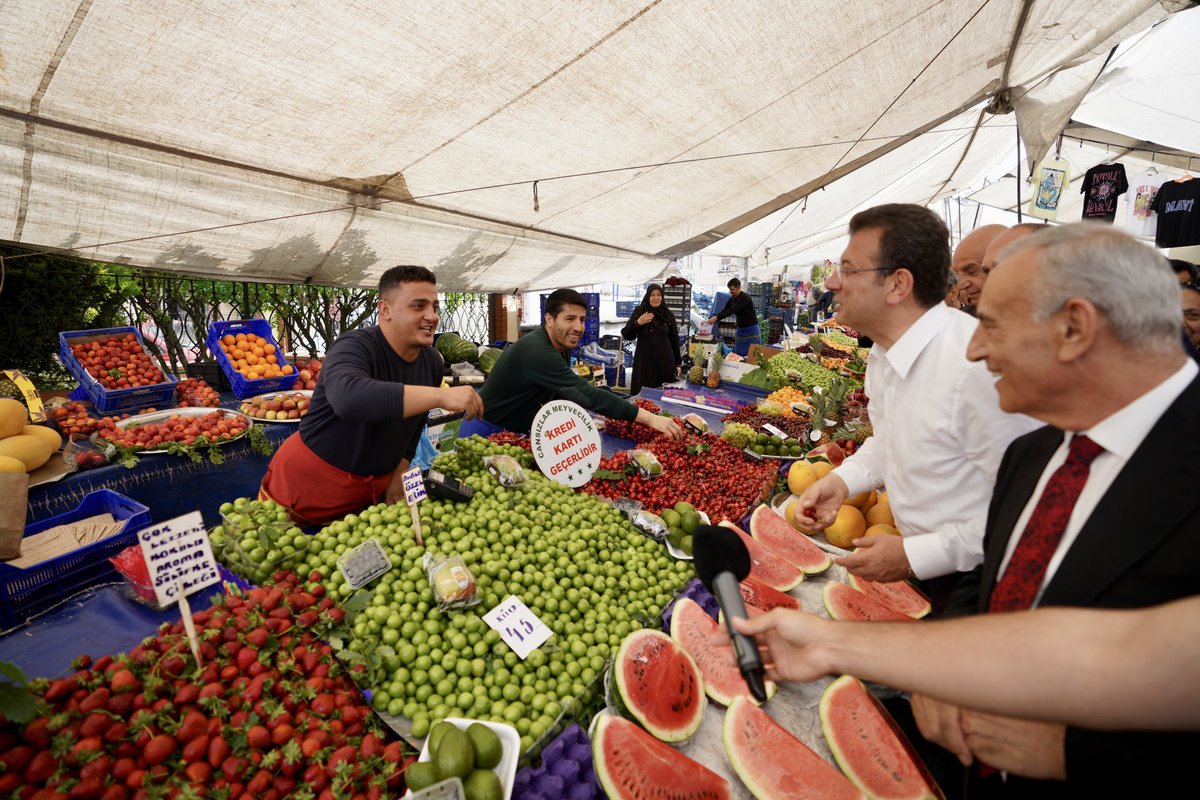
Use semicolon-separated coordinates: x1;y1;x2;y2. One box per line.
207;319;295;399
0;490;152;630
58;327;178;414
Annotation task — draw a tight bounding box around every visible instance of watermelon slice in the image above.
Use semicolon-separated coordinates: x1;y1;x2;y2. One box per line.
820;676;941;800
724;695;866;800
824;582;919;623
592;714;732;800
718;521;804;591
750;505;834;575
669;597;777;706
610;629;706;742
740;575;800;612
847;574;931;619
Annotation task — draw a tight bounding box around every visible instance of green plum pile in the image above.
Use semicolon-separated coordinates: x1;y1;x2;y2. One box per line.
765;351;845;391
209;498;309;585
284;439;694;755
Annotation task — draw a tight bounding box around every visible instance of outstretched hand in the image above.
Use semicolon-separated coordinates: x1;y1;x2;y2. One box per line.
708;608;836;683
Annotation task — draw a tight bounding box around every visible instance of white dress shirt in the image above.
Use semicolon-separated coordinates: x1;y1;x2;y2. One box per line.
833;303;1041;579
998;359;1198;606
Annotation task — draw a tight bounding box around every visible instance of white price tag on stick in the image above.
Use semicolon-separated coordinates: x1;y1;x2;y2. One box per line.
137;511;220;666
137;511;220;608
762;423;789;440
483;595;553;659
402;466;427;546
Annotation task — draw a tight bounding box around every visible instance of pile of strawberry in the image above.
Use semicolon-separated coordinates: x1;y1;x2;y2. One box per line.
0;570;413;800
584;431;776;523
602;399;679;443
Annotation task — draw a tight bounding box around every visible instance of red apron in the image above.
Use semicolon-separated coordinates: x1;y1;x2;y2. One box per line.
259;432;393;526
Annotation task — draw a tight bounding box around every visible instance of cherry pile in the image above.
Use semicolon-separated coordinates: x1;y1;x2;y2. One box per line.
487;431;531;450
602;399;680;443
175;378;221;407
584;431;776;523
0;570;412;800
69;333;167;390
96;410;249;450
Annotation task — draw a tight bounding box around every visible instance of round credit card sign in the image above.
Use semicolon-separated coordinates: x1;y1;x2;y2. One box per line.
530;400;602;488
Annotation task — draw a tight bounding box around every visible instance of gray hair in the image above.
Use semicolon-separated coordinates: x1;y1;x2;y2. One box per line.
998;223;1180;354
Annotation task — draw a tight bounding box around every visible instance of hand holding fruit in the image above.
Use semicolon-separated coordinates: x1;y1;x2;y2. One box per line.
791;473;850;533
833;533;911;583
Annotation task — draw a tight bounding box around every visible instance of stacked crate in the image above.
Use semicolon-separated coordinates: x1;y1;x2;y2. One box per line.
662;283;691;340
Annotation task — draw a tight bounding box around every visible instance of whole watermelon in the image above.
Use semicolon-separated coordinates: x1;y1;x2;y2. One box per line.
478;348;502;373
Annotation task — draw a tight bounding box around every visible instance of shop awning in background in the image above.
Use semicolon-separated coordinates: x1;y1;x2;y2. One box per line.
0;1;1189;290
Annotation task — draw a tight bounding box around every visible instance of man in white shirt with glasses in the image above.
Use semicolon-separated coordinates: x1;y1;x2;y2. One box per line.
791;204;1039;609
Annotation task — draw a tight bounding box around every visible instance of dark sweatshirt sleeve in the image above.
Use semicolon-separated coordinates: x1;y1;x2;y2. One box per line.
715;293;751;321
318;335;408;423
529;345;638;421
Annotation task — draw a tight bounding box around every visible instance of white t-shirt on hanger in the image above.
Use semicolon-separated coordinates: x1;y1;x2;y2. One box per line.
1125;169;1166;237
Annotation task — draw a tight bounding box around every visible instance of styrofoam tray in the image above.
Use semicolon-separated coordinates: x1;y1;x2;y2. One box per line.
404;717;519;800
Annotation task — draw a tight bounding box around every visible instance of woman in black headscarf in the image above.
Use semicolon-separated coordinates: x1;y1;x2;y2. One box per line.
621;284;681;397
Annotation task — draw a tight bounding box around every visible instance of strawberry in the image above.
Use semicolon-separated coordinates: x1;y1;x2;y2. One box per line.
80;755;111;782
22;717;52;749
181;734;208;764
67;777;104;799
172;684;199;706
78;687;110;713
142;734;176;766
105;692;135;717
112;757;137;783
328;745;356;772
99;787;128;800
23;750;58;783
44;677;77;703
207;736;230;768
246;725;270;750
270;724;294;747
80;713;110;738
311;694;335;717
69;736;103;765
245;628;269;649
109;669;138;694
236;648;258;672
183;761;211;783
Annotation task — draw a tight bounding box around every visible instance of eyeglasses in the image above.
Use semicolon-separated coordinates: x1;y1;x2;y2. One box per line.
833;264;893;279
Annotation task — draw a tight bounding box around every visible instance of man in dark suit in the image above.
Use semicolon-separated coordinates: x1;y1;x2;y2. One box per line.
915;223;1200;797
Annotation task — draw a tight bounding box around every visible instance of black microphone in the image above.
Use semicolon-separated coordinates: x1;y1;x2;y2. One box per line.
692;524;768;702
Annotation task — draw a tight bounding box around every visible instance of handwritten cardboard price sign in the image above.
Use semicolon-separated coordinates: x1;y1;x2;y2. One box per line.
402;467;427;506
137;511;220;665
483;595;553;659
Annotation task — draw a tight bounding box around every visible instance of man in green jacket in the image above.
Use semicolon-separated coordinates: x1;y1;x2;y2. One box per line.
476;289;683;439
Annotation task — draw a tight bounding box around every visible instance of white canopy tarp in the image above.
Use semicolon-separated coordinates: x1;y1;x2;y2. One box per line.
0;1;1187;290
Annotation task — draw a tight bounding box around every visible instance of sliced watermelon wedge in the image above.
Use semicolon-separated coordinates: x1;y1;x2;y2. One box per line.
740;574;800;612
593;715;732;800
847;574;931;619
718;521;805;591
725;695;866;800
823;582;918;623
820;676;941;800
750;504;834;575
610;629;705;742
669;597;777;707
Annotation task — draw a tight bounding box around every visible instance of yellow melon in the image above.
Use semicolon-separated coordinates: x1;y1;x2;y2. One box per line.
865;498;894;527
0;435;54;472
787;460;821;496
825;504;867;549
21;425;62;452
0;456;25;474
0;399;28;439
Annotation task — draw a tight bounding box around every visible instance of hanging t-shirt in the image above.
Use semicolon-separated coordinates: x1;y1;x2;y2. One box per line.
1124;169;1166;237
1151;179;1200;248
1028;155;1070;221
1080;163;1129;223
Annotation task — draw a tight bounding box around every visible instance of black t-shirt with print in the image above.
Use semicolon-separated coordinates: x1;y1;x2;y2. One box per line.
1080;164;1129;222
1151;179;1200;247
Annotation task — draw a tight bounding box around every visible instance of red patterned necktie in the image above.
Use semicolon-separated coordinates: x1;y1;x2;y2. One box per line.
989;434;1104;613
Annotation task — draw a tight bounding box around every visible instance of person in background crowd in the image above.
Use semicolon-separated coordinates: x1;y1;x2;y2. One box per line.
791;204;1039;604
920;223;1200;797
980;223;1043;282
950;224;1006;315
1170;258;1197;285
1179;276;1200;355
259;266;483;525
706;278;760;356
476;288;683;439
944;271;961;307
622;283;681;397
717;596;1200;732
806;281;821;324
